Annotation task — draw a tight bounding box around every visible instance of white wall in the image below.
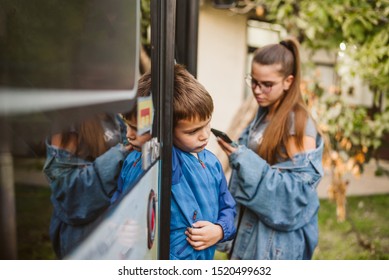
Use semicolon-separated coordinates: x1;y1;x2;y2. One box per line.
197;4;247;153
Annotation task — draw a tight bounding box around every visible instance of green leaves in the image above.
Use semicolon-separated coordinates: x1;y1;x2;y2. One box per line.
261;0;388;93
308;78;389;170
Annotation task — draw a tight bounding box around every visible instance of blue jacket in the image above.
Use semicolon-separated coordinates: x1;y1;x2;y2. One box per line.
43;117;129;258
111;150;143;204
170;146;236;260
224;109;324;260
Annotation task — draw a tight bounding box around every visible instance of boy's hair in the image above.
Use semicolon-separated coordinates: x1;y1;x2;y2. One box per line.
122;64;213;125
122;71;151;122
173;64;213;125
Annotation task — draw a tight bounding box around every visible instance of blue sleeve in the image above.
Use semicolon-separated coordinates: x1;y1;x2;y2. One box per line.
229;146;322;231
44;143;129;226
216;167;237;242
117;171;124;195
110;158;128;204
116;153;132;196
111;151;143;204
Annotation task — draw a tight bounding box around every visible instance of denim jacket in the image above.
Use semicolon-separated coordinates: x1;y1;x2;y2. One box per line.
43;116;129;258
224;109;324;260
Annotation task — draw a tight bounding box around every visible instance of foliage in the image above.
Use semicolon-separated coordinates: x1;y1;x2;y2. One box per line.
140;0;151;46
308;88;389;176
353;28;389;94
301;71;389;220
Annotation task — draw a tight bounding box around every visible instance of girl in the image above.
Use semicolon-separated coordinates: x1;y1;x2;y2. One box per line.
216;37;324;260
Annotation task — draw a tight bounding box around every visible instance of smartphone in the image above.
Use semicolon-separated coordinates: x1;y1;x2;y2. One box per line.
211;128;238;147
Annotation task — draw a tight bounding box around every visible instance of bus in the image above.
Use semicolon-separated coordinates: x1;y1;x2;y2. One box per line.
0;0;202;260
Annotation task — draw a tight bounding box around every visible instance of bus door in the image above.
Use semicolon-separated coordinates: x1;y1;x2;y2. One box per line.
0;0;141;259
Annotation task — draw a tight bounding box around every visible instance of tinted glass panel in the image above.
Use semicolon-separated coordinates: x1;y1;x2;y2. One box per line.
0;0;138;91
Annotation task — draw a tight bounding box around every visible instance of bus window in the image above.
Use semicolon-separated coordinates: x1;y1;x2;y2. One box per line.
0;0;140;259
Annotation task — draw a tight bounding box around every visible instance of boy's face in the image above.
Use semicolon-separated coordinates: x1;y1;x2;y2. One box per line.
125;116;152;152
173;117;211;153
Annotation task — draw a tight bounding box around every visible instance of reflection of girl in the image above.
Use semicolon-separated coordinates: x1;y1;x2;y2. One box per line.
217;38;324;259
43;113;131;259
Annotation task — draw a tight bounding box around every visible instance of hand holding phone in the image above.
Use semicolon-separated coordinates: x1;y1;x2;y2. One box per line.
211;128;238;147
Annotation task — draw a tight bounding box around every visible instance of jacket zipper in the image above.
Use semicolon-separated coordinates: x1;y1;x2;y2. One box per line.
133;156;141;167
192;210;197;222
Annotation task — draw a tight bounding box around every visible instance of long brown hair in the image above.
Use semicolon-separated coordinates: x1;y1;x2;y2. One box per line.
60;114;110;161
254;37;313;164
77;115;109;160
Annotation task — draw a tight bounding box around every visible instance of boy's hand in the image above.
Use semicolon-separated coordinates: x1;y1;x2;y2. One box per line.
185;221;223;250
123;143;134;152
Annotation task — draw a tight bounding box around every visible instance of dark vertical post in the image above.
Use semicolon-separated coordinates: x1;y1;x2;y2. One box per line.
175;0;199;77
0;118;17;259
150;0;176;260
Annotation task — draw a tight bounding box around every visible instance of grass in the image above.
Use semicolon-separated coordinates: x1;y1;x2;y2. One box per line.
217;195;389;260
314;195;389;260
14;183;389;260
15;183;56;260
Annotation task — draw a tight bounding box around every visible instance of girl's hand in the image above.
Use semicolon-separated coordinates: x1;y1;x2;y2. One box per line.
185;221;223;251
216;137;237;156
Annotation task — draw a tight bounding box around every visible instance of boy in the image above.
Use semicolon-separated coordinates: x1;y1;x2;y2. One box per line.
116;64;236;259
110;72;152;204
170;64;236;260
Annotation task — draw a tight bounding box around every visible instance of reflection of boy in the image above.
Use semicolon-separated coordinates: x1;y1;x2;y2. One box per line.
170;65;236;260
110;72;152;204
